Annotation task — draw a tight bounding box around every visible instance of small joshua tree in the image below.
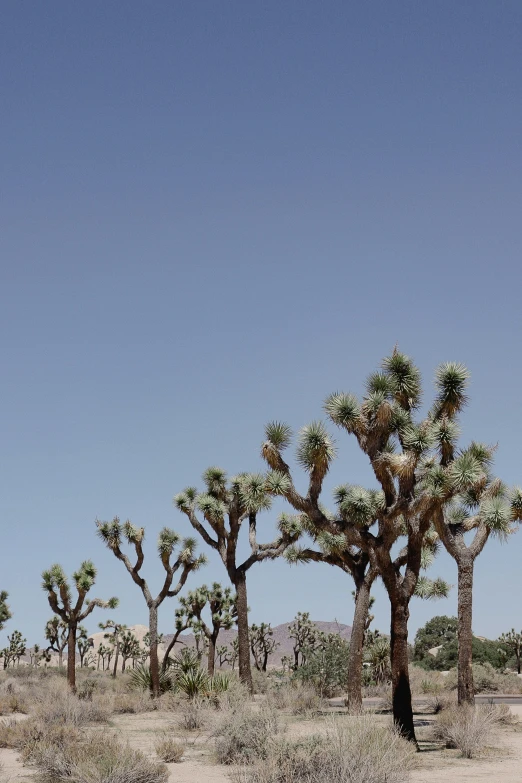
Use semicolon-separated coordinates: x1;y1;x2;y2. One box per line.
77;626;93;667
288;612;319;669
97;642;111;671
175;470;300;691
100;620;125;676
45;616;68;668
96;517;206;697
161;606;191;672
250;622;279;671
1;630;26;668
119;629;141;672
42;561;118;691
179;583;238;675
498;629;522;675
219;637;239;670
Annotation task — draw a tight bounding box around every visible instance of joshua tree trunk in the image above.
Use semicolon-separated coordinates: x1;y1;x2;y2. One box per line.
207;633;217;676
112;639;120;677
390;598;416;744
346;578;372;713
67;623;77;692
149;605;161;698
234;571;253;693
457;557;475;705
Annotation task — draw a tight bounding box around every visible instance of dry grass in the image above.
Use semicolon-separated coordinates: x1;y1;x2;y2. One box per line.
29;729;169;783
231;715;417;783
214;704;282;764
266;682;323;716
433;704;503;758
154;731;185;762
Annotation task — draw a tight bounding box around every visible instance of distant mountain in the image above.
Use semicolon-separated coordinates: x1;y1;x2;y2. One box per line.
163;620;352;668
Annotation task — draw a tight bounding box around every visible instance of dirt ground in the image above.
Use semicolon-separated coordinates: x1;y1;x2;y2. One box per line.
2;705;522;783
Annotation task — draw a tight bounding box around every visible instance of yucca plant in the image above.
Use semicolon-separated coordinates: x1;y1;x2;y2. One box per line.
96;517;206;698
41;561;118;691
259;350;516;742
176;668;209;699
208;672;232;694
174;471;300;692
129;662;173;694
169;647;200;675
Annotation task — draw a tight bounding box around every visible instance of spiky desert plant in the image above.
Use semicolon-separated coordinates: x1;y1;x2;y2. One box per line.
259;350;496;742
174;470;300;692
288;612;319;670
0;592;11;633
119;629;141;672
77;625;93;667
41;561;118;691
218;637;239;670
179;583;237;675
435;477;522;703
97;642;111;671
250;623;279;672
96;517;206;698
498;629;522;675
45;616;68;667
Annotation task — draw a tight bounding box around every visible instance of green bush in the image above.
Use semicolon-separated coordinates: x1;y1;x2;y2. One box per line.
294;633;350;697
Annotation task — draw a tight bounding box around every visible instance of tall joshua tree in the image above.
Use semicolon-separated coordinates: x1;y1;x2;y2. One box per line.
96;517;206;698
180;583;237;675
175;469;300;692
434;477;522;704
42;561;118;691
45;617;68;667
261;351;484;743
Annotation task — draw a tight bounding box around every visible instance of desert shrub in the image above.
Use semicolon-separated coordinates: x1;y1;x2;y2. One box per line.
29;730;169;783
32;689;112;725
129;664;173;694
154;731;185;763
231;716;416;783
408;666;445;695
113;691;153;714
433;704;501;758
212;677;249;711
443;663;522;694
426;690;456;714
252;669;269;694
214;705;281;764
295;634;350;697
177;698;211;731
0;716;80;760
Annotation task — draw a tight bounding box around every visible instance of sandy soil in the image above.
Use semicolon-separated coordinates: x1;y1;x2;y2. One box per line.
2;706;522;783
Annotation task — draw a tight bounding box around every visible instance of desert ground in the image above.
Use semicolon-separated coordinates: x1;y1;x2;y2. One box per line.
2;694;521;783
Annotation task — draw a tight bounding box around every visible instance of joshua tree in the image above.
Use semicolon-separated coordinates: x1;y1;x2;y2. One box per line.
77;626;93;667
175;470;300;692
216;645;230;668
179;583;237;675
161;606;191;672
0;592;11;632
498;629;522;675
250;622;279;671
288;612;319;669
100;620;125;676
219;637;239;670
97;642;111;671
434;478;522;704
2;630;27;668
119;629;141;672
96;517;206;698
45;617;68;668
42;561;118;691
260;352;485;742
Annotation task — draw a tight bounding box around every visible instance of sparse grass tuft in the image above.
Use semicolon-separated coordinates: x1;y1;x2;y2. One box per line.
214;705;281;764
433;704;502;758
154;731;185;763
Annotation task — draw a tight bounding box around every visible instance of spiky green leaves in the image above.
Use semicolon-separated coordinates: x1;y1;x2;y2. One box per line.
479;497;512;538
336;485;384;527
0;591;11;631
73;561;97;593
278;513;303;539
414;576;451;600
202;467;228;497
433;362;470;419
382;350;422;410
447;452;485;492
237;473;272;514
157;527;181;557
264;421;292;450
510;487;522;521
296;421;336;477
197;493;226;525
324;392;360;432
96;518;122;550
265;470;292;497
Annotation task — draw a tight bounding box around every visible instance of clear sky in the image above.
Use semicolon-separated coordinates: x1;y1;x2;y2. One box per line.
1;1;521;649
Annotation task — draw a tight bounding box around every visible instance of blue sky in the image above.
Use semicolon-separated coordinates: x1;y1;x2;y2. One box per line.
1;1;521;648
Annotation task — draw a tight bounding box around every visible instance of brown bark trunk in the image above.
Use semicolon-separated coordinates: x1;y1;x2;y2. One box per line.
457;559;475;705
112;638;120;677
234;571;253;693
207;634;217;676
390;598;416;744
149;606;161;698
345;578;372;713
67;623;77;692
